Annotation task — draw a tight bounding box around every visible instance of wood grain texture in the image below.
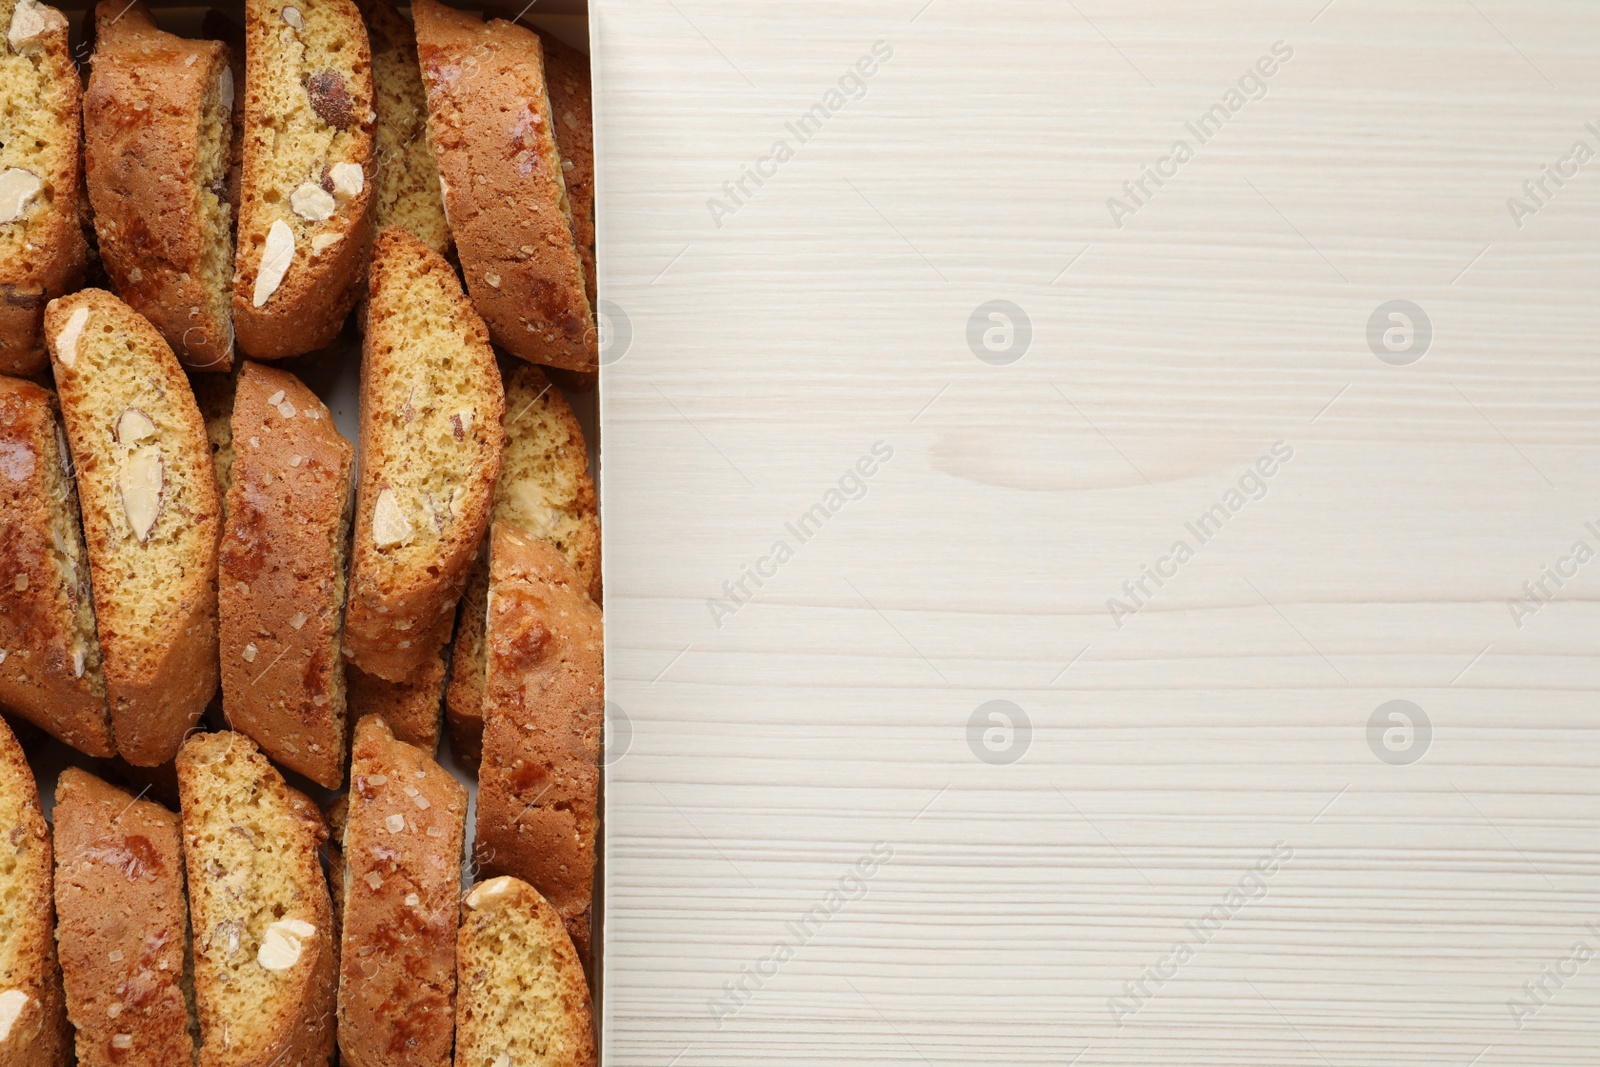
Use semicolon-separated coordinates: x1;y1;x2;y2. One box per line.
593;1;1600;1064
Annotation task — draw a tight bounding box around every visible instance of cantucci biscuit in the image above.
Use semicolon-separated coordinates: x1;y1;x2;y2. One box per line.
232;0;375;358
46;289;220;767
0;376;112;757
474;524;602;964
337;714;466;1067
84;0;235;372
0;0;88;378
343;227;503;683
177;730;336;1067
455;876;595;1067
0;716;71;1067
218;361;355;788
52;768;196;1067
414;0;596;372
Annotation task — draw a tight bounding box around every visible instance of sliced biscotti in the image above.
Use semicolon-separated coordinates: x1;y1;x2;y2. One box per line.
343;227;504;682
357;0;447;253
475;524;603;963
232;0;375;359
52;768;195;1067
176;730;337;1067
0;716;70;1067
46;289;221;767
413;0;595;372
346;647;445;753
218;361;354;787
537;29;594;308
455;876;596;1067
446;363;599;766
85;1;235;373
337;714;465;1067
0;377;113;757
535;29;598;392
0;0;88;379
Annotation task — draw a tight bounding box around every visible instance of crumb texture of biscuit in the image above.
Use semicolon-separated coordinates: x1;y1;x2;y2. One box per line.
176;730;336;1067
447;363;598;766
200;8;246;213
413;0;595;372
219;361;354;788
344;226;504;683
337;714;465;1067
0;717;71;1067
232;0;375;359
474;524;602;963
85;0;236;373
345;647;446;753
0;0;87;377
0;377;112;757
52;768;196;1067
455;876;595;1067
357;0;448;253
45;289;220;767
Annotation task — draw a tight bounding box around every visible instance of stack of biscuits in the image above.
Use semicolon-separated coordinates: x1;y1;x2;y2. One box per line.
0;0;604;1063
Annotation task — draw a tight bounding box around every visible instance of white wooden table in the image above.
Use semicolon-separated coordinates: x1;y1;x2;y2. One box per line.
594;2;1600;1063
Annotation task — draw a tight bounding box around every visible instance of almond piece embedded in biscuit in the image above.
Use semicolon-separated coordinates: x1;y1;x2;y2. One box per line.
290;182;336;222
305;70;353;129
372;489;413;547
0;989;29;1041
54;306;89;367
281;4;303;29
117;407;157;445
254;220;295;307
0;167;41;224
328;162;363;199
257;918;316;971
465;876;517;911
119;444;164;542
6;0;57;53
218;66;234;111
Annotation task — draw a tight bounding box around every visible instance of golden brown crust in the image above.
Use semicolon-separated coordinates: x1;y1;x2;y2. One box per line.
343;227;503;682
176;730;336;1067
0;716;71;1067
474;524;602;963
345;648;445;754
413;0;595;372
46;288;221;767
85;1;235;373
0;0;89;378
52;767;195;1067
218;361;354;788
337;714;465;1067
535;29;593;307
455;876;595;1067
0;376;113;756
231;0;375;359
